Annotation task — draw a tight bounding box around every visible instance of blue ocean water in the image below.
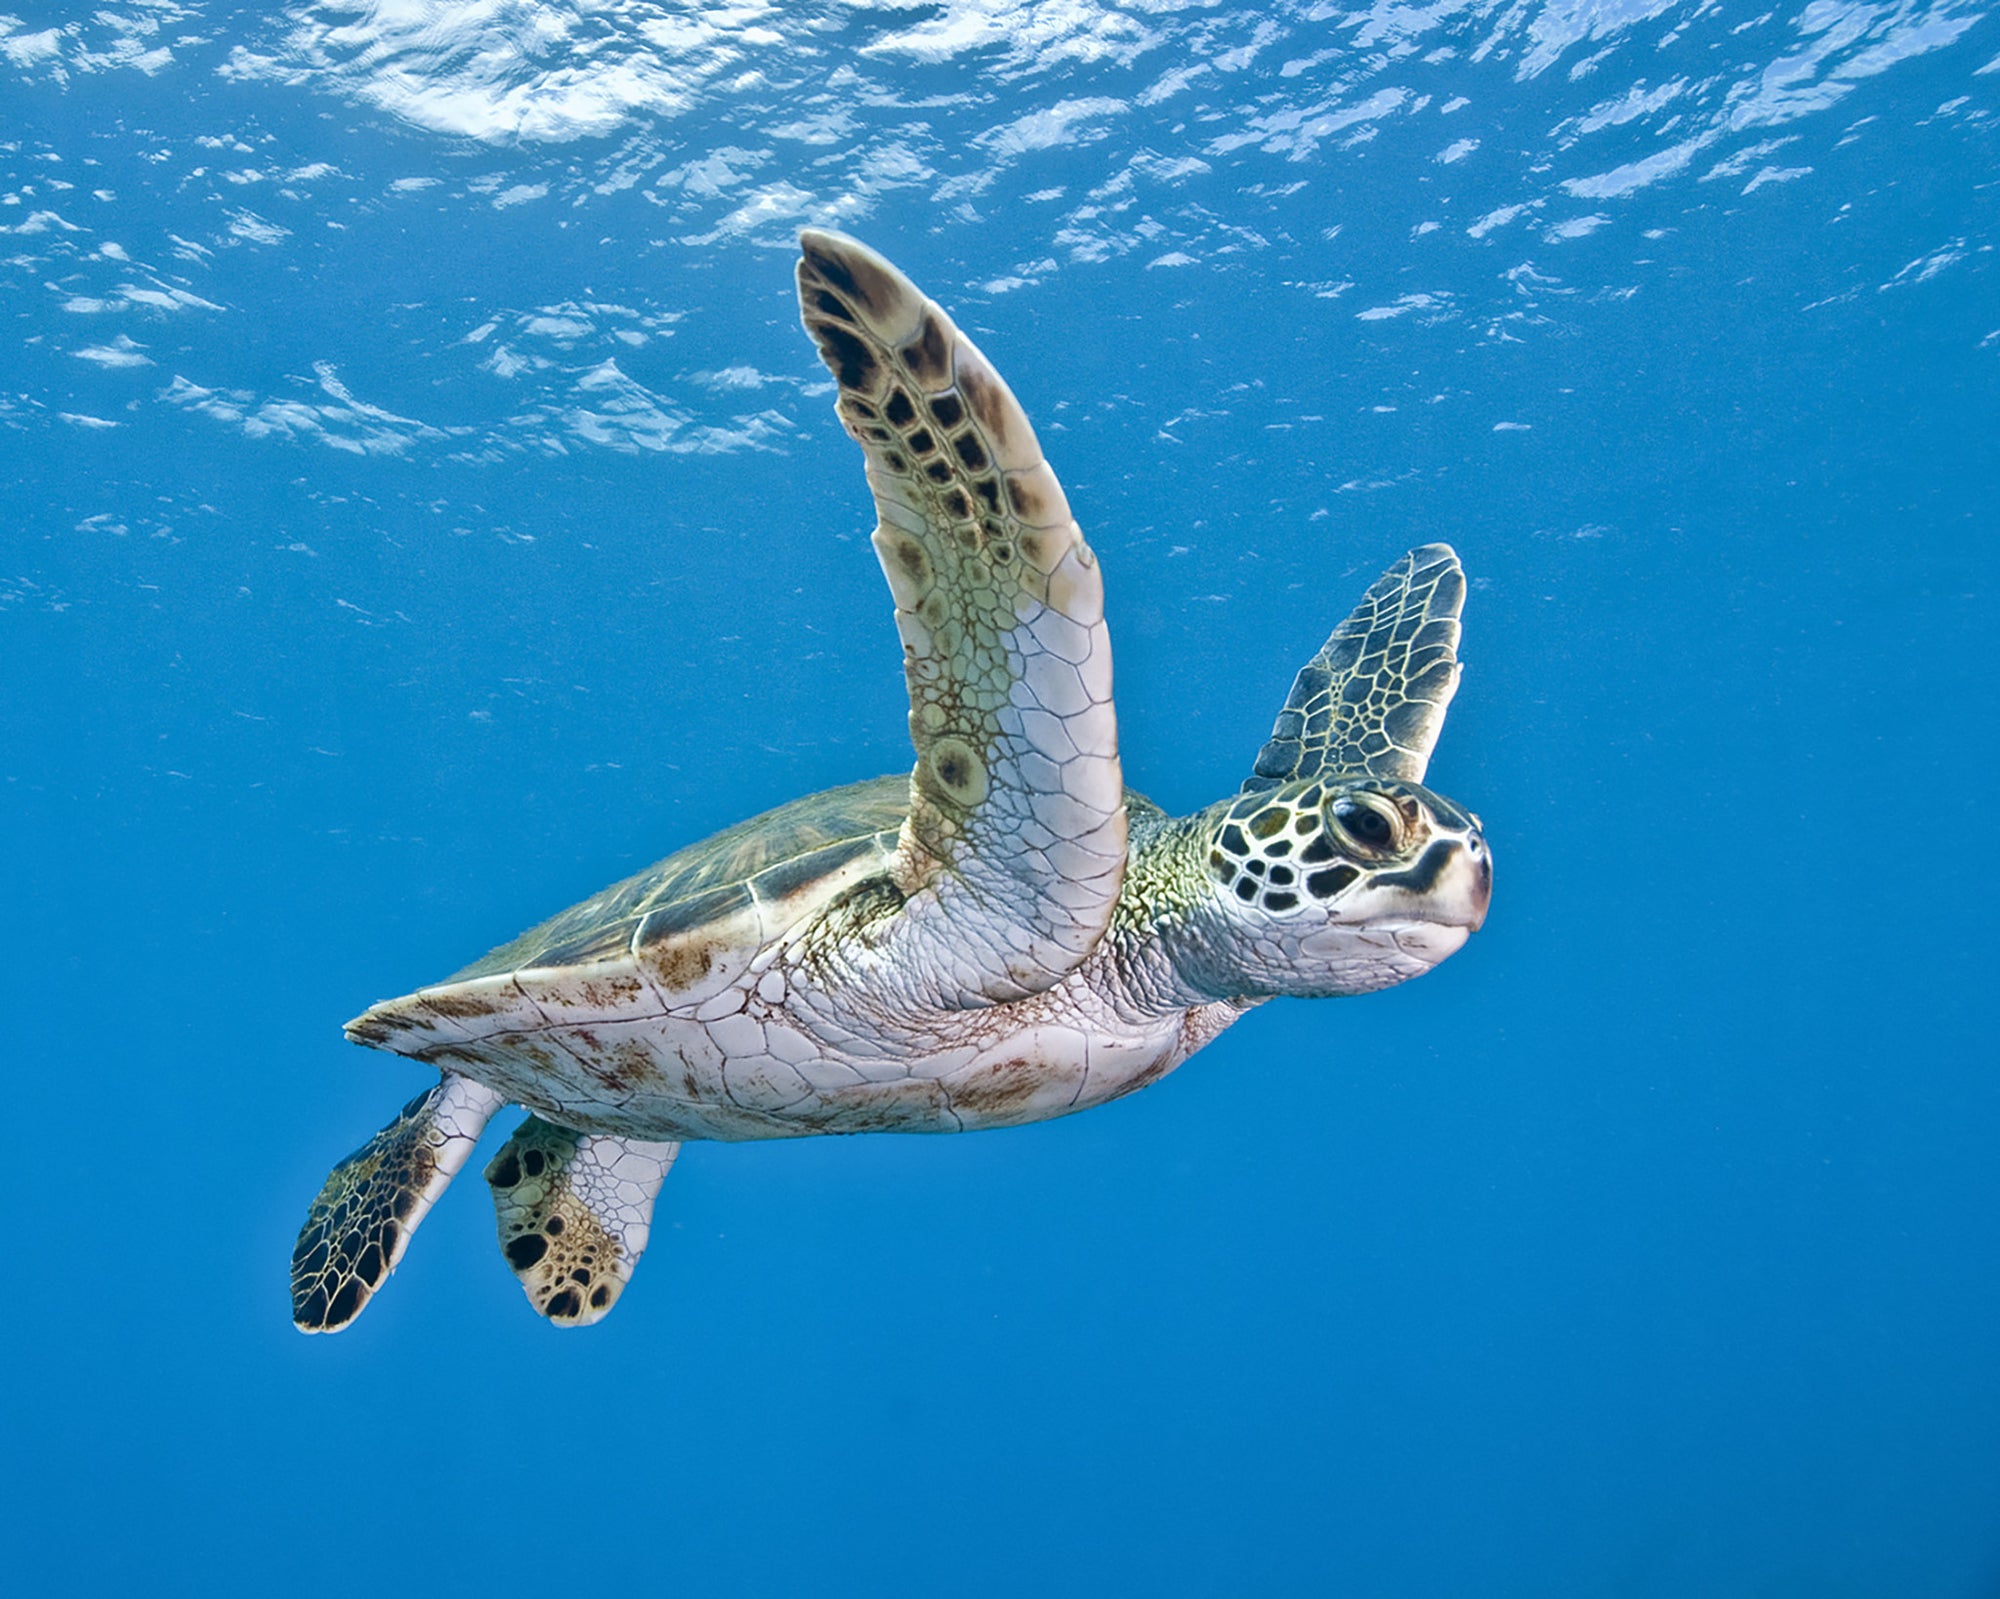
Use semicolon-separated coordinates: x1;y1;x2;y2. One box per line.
5;2;1998;1592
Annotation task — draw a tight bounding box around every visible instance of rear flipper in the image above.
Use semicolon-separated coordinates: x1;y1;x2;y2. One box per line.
485;1116;679;1328
291;1071;506;1333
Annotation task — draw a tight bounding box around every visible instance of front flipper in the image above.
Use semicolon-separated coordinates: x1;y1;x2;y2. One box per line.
1244;543;1466;790
798;229;1125;1006
485;1116;679;1328
291;1071;505;1333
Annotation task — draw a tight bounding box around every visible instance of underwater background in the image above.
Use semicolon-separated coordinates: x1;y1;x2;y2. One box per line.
5;2;1998;1593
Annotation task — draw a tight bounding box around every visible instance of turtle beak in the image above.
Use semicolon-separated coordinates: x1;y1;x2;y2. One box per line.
1462;831;1493;932
1365;830;1491;933
1384;838;1488;967
1404;833;1491;935
1431;832;1492;936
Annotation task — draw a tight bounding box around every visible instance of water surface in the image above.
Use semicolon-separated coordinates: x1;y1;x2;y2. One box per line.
4;4;1998;1594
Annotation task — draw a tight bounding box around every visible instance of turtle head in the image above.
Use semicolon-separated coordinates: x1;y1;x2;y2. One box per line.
1160;542;1488;1000
1177;776;1491;1000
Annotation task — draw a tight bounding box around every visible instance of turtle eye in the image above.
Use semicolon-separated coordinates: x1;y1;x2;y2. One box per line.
1330;796;1400;856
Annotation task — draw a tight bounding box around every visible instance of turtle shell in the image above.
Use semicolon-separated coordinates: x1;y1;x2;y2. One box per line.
444;773;912;984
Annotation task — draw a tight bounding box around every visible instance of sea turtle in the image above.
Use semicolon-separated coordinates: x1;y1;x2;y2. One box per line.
291;229;1492;1332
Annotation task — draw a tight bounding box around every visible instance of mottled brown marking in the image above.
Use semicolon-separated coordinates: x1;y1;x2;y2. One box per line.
564;976;640;1011
904;310;952;387
595;1041;655;1091
946;1060;1049;1118
1249;807;1290;839
956;360;1011;442
419;990;506;1019
423;1045;484;1069
580;1050;644;1095
803;238;903;326
1006;476;1046;522
789;1079;944;1134
810;320;877;391
1107;1053;1176;1103
802;240;860;297
645;936;718;993
929;392;964;428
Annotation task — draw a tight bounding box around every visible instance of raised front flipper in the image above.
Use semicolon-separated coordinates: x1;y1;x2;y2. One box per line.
485;1116;679;1328
797;229;1125;1006
291;1071;505;1332
1244;543;1466;790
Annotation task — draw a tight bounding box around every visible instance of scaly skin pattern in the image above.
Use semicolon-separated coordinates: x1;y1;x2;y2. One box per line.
795;229;1125;1008
363;809;1244;1142
347;783;1487;1145
485;1116;678;1326
1244;543;1465;791
291;1073;504;1331
293;230;1492;1330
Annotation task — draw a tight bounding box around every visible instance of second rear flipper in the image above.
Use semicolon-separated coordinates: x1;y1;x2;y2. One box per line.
293;1071;506;1333
485;1116;679;1327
